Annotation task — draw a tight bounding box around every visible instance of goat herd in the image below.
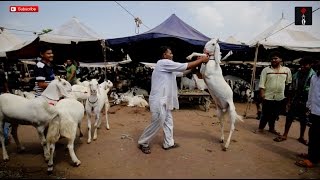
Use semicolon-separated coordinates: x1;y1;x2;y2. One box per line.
0;42;245;175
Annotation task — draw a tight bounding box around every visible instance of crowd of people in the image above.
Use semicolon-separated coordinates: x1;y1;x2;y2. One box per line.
0;43;319;169
252;51;320;168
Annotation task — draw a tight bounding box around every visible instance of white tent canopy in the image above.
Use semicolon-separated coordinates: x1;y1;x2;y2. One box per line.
0;29;24;57
39;17;104;44
225;36;244;45
248;17;320;52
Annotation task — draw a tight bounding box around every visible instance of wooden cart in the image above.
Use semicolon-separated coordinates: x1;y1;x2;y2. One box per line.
178;90;211;112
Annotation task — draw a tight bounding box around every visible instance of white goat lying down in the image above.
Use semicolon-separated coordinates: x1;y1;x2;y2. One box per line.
46;98;84;174
120;89;149;108
187;38;243;151
0;78;72;161
180;76;196;90
85;79;113;144
110;89;149;108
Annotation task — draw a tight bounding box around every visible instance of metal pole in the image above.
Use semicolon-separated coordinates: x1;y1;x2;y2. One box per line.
244;42;259;118
101;39;107;81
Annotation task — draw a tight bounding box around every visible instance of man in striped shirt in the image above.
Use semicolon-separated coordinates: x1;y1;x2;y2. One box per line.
254;51;292;135
34;44;55;97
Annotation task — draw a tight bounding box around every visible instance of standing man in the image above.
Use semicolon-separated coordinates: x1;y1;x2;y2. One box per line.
0;65;11;145
274;57;316;144
34;44;55;97
65;59;77;85
254;51;292;135
295;59;320;168
137;46;209;154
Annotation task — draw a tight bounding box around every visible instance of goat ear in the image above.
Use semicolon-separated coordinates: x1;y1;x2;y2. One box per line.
58;76;61;81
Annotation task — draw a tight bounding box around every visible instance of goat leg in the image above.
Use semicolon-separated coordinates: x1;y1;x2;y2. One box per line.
93;114;99;140
67;139;81;167
11;124;26;153
36;126;50;161
47;143;55;174
105;102;110;130
87;113;92;144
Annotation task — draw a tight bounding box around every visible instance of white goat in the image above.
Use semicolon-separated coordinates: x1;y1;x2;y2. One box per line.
131;86;148;96
119;89;149;108
85;79;113;144
192;74;208;91
0;78;72;161
186;38;243;151
127;95;149;108
46;98;84;174
14;90;36;99
71;84;90;105
110;92;122;105
180;76;196;90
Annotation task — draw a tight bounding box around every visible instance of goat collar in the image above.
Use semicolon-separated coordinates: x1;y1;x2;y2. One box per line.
88;96;98;104
41;95;60;106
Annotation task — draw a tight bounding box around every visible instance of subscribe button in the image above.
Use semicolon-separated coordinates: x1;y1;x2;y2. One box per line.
10;6;39;12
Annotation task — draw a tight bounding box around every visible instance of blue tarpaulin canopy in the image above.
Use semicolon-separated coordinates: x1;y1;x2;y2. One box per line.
107;14;210;46
107;14;250;51
106;14;251;63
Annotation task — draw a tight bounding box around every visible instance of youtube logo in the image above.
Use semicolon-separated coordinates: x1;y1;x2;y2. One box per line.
9;6;39;12
10;6;16;12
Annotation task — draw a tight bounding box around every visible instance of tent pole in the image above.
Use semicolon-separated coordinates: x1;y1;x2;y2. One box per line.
244;42;259;118
101;40;107;81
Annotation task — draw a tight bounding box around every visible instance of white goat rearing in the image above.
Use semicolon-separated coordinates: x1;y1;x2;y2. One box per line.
186;38;243;151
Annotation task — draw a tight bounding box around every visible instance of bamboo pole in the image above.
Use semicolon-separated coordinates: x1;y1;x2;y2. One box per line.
101;39;107;81
244;42;259;118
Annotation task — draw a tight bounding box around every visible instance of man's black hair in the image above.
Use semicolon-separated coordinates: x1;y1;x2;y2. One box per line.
160;46;171;57
299;56;313;65
39;43;52;54
268;51;283;60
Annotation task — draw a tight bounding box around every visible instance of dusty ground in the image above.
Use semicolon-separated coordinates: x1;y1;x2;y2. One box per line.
0;102;319;179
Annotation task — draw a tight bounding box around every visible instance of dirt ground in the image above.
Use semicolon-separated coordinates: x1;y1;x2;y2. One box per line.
0;102;319;179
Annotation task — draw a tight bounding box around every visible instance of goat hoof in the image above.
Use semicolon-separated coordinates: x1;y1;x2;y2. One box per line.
220;140;224;143
73;161;81;167
17;146;26;153
87;140;91;144
222;147;227;151
3;158;9;162
47;170;53;175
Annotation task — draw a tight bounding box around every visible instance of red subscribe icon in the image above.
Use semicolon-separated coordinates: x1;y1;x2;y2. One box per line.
9;6;39;12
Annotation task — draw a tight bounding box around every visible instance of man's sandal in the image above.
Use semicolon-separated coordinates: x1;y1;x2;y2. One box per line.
162;143;180;150
295;159;314;168
138;145;151;154
297;153;308;159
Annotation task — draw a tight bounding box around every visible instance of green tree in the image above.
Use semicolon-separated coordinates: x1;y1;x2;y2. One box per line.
39;28;52;35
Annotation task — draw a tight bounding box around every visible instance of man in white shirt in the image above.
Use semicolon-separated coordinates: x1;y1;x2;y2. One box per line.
137;46;209;154
295;60;320;168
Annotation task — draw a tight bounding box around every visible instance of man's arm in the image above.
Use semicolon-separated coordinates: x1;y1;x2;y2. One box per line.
68;65;76;81
186;55;209;70
38;81;49;89
259;68;267;100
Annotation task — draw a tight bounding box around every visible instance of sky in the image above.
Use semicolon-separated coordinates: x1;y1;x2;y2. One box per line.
0;1;319;44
